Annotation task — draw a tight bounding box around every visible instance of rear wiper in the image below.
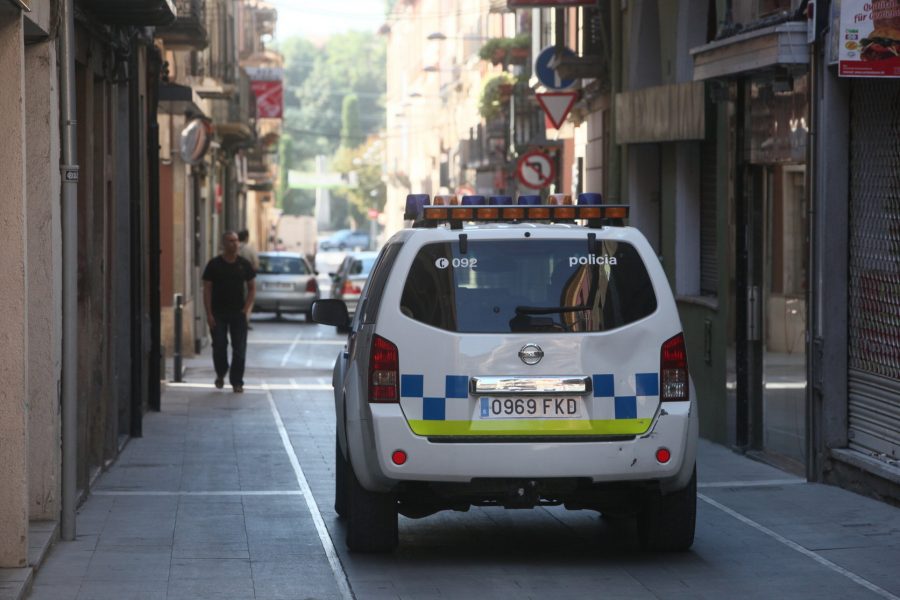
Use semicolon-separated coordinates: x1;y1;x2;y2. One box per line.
515;305;589;315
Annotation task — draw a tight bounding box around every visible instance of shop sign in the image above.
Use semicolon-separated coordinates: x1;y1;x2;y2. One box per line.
250;80;283;118
839;0;900;77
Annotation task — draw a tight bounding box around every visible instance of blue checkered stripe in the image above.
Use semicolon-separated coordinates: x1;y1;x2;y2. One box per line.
399;372;660;421
592;373;659;419
400;374;469;421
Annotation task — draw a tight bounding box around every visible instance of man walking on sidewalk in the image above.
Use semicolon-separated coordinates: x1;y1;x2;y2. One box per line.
203;230;256;393
237;228;259;329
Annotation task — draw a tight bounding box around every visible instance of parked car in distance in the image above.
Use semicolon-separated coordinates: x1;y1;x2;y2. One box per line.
330;251;379;332
253;251;319;321
319;229;371;251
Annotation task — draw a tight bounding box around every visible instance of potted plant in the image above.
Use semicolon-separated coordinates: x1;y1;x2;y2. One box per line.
478;35;531;66
478;38;507;66
507;34;531;65
479;72;517;120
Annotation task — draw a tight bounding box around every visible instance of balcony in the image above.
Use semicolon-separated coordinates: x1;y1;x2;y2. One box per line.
81;0;176;26
156;0;208;50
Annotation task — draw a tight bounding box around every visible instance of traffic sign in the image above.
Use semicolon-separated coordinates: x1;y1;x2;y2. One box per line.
535;92;577;129
516;150;556;189
534;46;576;90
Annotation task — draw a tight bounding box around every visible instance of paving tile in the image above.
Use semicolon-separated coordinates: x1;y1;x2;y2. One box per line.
169;558;251;581
26;583;79;600
75;580;167;600
83;547;171;582
171;541;249;560
166;576;256;600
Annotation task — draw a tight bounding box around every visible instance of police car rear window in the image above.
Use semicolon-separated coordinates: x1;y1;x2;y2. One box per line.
400;239;657;333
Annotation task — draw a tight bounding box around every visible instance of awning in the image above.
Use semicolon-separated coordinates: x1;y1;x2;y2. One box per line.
217;123;254;149
691;22;808;81
79;0;176;26
158;82;205;117
615;81;705;143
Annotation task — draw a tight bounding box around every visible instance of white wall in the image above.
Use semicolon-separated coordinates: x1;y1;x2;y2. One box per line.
26;37;62;522
0;6;29;567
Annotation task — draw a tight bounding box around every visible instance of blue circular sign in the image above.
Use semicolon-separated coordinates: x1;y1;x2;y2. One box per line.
534;46;576;90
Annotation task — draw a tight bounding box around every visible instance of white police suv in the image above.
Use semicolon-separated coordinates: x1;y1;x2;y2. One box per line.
312;192;698;553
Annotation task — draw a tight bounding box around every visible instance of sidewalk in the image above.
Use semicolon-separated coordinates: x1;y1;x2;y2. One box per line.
3;350;900;599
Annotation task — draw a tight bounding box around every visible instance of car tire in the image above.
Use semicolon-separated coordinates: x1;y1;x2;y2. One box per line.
637;466;696;552
336;324;351;334
346;459;398;553
338;243;346;250
304;310;314;322
334;435;348;519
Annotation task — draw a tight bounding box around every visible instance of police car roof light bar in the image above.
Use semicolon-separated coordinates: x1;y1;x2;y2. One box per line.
404;194;430;220
578;192;603;205
412;191;629;228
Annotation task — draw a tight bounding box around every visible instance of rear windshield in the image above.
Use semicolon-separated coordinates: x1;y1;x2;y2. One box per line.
258;255;309;275
400;239;657;333
350;257;377;276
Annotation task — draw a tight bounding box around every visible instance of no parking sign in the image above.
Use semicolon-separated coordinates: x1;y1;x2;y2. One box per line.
516;150;555;189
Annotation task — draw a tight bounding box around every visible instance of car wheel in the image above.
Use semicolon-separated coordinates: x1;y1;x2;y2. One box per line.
346;459;398;553
637;466;696;552
336;324;351;334
334;435;348;519
304;310;314;323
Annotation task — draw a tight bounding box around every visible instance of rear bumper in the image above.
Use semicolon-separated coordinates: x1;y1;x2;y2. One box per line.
254;291;317;312
350;397;697;493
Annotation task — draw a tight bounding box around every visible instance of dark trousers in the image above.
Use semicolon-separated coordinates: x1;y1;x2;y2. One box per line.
211;311;248;386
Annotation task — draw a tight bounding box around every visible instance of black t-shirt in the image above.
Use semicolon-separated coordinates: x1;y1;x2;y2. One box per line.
202;255;256;314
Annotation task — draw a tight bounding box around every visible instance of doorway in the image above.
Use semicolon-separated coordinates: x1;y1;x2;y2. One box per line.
746;164;809;471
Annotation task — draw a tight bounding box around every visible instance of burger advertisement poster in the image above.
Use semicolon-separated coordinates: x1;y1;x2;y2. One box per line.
840;0;900;77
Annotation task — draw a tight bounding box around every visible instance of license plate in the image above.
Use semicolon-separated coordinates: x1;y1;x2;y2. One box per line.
267;282;293;290
479;397;582;419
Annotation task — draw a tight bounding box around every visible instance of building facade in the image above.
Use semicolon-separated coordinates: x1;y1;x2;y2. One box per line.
0;0;274;571
384;0;900;505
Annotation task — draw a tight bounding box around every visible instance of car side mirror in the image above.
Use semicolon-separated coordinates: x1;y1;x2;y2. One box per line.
311;299;350;327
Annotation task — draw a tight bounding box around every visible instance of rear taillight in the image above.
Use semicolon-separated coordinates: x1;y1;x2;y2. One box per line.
341;280;362;295
660;333;689;402
305;278;318;293
369;335;399;403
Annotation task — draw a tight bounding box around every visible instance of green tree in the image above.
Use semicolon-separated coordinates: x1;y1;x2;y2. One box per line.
333;136;386;224
277;30;386;227
276;133;293;209
340;94;360;149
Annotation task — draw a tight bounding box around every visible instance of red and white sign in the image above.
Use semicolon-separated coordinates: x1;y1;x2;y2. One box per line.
536;92;577;129
251;80;283;118
508;0;594;6
839;0;900;78
516;150;555;189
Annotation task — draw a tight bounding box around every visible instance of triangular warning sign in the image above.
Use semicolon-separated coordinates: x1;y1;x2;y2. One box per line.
536;92;578;129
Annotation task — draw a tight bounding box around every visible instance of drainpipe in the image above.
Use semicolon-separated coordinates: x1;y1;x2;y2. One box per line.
59;0;78;542
608;0;622;202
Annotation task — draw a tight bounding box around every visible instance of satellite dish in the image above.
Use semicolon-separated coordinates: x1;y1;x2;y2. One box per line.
180;118;212;165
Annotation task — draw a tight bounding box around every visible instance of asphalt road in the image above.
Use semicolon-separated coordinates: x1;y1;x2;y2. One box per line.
235;315;900;600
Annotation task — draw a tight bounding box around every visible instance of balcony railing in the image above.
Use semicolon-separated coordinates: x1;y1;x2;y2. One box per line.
156;0;209;50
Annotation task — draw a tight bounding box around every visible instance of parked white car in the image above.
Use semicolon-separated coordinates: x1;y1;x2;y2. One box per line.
253;251;319;321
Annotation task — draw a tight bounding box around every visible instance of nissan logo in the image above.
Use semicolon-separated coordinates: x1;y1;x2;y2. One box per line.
518;343;544;365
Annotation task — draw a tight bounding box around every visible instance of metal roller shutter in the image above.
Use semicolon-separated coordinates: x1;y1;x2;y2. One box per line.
847;79;900;461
